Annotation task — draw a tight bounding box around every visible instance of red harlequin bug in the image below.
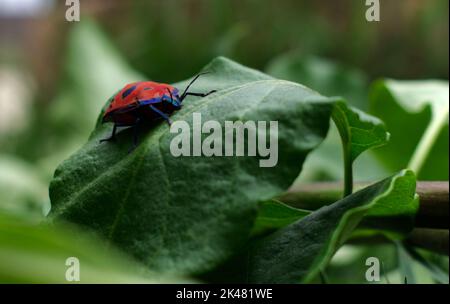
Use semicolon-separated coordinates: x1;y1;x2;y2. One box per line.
101;73;216;149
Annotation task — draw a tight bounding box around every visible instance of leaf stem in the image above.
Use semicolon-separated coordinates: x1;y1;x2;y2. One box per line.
343;148;353;197
408;111;448;175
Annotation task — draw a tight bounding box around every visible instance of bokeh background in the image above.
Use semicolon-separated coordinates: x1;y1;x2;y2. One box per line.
0;0;448;283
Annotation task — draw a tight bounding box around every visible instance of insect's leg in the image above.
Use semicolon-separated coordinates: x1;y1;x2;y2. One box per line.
180;90;217;101
149;105;172;125
100;123;118;143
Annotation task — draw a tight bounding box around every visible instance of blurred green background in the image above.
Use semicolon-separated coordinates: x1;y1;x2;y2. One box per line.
0;0;448;283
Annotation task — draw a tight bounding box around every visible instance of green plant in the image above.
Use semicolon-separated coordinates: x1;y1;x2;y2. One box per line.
0;21;447;284
46;56;444;283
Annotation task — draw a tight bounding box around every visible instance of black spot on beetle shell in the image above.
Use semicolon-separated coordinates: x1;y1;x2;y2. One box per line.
122;85;137;99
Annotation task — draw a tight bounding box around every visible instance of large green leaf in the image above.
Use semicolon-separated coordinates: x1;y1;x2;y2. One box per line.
248;170;418;283
332;101;390;195
49;57;335;275
0;213;184;283
370;79;449;180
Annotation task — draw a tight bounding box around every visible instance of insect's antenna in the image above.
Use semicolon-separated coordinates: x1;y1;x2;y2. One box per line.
180;71;210;101
166;88;174;103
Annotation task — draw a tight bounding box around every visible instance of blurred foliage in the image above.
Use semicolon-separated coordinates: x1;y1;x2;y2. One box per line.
273;58;449;183
327;242;449;284
370;79;449;180
0;212;187;283
97;0;448;83
267;54;369;110
0;156;48;219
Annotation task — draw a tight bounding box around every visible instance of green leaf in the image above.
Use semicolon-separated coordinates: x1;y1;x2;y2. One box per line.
370;79;449;180
265;55;390;187
332;101;390;163
49;57;335;276
251;200;310;236
0;213;185;283
332;101;390;195
248;169;418;283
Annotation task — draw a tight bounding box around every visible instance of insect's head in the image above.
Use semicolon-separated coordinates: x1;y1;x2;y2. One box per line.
165;88;182;109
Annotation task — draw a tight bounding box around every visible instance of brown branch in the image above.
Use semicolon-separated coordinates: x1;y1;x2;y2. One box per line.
279;181;449;229
414;182;449;230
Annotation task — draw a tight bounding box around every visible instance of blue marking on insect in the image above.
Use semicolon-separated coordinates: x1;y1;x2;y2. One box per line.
170;96;181;108
122;85;137;99
139;97;164;105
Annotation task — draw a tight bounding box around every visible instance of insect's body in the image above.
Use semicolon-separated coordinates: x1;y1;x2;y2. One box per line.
101;73;216;150
102;81;181;126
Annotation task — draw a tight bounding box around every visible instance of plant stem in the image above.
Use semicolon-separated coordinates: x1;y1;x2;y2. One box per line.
343;149;353;197
408;111;448;174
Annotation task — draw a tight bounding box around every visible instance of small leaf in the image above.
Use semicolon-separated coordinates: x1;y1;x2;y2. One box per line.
332;101;390;163
49;57;335;275
332;100;390;195
248;170;418;283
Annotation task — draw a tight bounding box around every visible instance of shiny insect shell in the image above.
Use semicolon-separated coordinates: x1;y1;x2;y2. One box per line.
100;73;216;149
102;81;181;126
